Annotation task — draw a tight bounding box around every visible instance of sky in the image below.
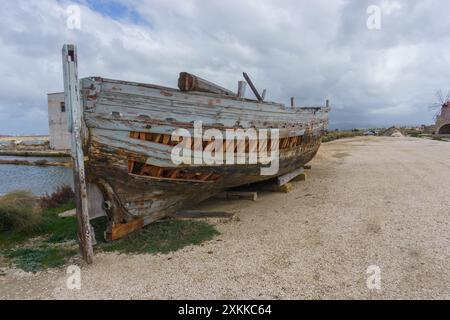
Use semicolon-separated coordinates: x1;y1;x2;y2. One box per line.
1;0;449;135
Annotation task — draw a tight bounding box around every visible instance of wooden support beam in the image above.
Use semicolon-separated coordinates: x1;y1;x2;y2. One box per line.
107;218;145;241
62;44;94;264
215;191;258;201
228;191;258;201
237;81;247;99
277;167;305;186
293;173;307;182
272;183;293;193
243;72;263;101
172;211;234;219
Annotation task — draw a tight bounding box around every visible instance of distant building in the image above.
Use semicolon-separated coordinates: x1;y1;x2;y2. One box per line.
47;92;70;150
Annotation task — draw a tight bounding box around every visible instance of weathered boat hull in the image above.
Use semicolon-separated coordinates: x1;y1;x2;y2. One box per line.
78;77;328;240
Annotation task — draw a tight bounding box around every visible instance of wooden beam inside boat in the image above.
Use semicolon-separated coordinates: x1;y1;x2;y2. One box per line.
62;44;94;264
178;72;236;96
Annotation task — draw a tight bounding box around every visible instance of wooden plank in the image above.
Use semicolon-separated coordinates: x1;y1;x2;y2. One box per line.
107;218;145;241
128;160;134;173
169;169;178;179
277;167;305;186
198;172;213;181
214;191;258;201
293;172;307;181
226;191;258;201
162;134;170;145
62;44;94;264
0;159;71;167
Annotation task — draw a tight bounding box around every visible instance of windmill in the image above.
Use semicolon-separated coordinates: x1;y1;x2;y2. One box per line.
430;89;450;134
428;89;450;120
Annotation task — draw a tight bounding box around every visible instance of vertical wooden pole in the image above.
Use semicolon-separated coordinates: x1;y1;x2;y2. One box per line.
62;44;94;264
291;97;296;108
237;81;247;99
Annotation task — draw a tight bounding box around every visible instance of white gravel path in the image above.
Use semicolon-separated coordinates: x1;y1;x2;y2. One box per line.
1;137;449;299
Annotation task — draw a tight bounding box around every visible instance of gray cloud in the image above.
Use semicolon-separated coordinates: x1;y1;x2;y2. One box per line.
0;0;449;134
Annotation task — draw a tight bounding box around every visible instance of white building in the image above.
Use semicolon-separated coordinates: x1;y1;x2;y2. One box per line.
47;92;71;150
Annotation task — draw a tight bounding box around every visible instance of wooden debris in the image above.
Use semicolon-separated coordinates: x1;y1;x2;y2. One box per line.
58;208;76;218
303;164;312;170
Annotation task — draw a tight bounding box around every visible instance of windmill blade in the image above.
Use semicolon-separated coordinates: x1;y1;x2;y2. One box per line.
434;109;441;120
428;103;440;111
436;89;445;104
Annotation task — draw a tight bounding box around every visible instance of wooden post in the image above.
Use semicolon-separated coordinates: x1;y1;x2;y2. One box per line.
62;44;94;264
237;81;247;99
326;99;330;108
291;97;296;108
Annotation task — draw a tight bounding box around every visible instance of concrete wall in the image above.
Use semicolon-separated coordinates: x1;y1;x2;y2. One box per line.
47;92;71;150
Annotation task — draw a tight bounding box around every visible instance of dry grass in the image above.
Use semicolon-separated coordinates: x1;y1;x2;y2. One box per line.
39;185;74;209
322;130;364;143
0;191;41;233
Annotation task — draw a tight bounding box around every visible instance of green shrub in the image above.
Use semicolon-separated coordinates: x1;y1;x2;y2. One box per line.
0;191;41;233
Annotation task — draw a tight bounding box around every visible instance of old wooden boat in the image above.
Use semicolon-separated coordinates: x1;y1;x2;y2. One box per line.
62;45;329;249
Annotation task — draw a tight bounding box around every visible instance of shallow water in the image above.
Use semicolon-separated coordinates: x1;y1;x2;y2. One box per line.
0;156;73;195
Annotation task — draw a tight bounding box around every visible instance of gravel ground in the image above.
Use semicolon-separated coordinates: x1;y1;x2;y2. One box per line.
1;136;449;299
